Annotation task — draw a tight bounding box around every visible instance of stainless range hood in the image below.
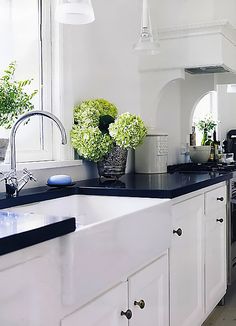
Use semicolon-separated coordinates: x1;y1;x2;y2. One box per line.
185;66;230;75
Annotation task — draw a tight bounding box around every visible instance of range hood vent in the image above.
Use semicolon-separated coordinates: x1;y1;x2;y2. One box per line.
140;22;236;74
185;66;230;75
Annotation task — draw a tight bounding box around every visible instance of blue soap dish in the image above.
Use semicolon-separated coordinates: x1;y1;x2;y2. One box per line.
47;175;75;187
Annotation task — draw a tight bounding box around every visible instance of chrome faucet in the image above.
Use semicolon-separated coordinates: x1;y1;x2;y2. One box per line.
2;110;67;197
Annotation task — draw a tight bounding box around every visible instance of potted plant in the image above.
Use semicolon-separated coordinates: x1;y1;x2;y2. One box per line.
195;115;217;145
189;115;218;163
0;62;38;161
70;98;147;178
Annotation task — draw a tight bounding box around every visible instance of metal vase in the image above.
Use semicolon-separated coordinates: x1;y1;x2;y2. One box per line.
97;146;128;179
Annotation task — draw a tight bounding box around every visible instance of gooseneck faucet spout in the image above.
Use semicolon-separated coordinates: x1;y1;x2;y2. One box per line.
10;110;67;172
3;110;67;197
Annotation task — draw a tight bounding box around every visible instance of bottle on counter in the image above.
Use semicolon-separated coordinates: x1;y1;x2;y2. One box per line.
204;135;212;146
190;126;196;146
212;129;220;162
201;128;208;146
204;135;214;161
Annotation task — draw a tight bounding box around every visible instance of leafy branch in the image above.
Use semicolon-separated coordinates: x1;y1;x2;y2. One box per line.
196;115;217;133
0;61;38;129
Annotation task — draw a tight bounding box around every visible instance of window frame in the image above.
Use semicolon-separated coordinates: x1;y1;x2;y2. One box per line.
2;0;79;167
2;0;54;164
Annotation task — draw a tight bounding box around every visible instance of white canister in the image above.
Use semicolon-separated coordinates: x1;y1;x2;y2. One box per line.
135;134;168;173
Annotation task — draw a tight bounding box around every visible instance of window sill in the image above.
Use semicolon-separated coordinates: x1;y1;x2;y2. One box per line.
0;160;83;172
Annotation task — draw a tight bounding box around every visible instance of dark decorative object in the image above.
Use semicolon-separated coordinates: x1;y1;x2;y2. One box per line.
97;146;128;179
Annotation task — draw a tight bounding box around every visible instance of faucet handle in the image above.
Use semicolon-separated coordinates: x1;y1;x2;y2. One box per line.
0;170;17;182
22;168;37;182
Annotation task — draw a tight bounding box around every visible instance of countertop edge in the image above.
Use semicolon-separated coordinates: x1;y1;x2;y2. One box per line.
0;217;76;256
77;172;232;199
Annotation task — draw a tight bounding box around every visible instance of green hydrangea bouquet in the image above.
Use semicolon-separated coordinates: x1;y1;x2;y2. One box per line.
70;98;147;164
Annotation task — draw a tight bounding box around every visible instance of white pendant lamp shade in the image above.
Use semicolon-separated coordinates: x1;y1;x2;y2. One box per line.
133;0;160;55
55;0;95;25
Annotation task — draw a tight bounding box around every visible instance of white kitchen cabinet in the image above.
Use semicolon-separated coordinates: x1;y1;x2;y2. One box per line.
205;186;227;317
129;253;169;326
0;247;59;326
61;253;169;326
61;282;128;326
170;194;204;326
169;184;227;326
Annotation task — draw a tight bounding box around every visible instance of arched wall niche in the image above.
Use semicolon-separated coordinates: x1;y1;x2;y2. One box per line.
139;69;185;130
190;91;215;130
139;70;236;165
150;73;215;164
181;75;236;149
139;68;185;164
191;91;218;145
180;73;215;146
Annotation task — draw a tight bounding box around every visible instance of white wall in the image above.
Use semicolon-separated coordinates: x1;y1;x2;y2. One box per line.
53;0;142;178
217;85;236;141
156;80;182;165
62;0;141;115
151;0;236;29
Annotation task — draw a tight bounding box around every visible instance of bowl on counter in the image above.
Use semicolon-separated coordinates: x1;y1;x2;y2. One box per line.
189;146;211;163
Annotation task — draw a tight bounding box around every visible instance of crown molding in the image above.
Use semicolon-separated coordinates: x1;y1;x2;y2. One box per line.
156;20;236;46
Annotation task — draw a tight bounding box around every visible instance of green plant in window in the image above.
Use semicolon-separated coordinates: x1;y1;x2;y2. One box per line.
0;61;38;129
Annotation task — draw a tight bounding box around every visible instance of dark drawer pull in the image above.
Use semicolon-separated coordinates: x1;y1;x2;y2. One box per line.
121;309;132;320
134;299;145;309
216;218;224;223
217;197;224;202
173;228;182;236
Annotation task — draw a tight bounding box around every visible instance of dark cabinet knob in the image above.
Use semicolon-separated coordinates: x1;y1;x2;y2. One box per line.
173;228;182;236
121;309;132;320
217;197;224;202
216;218;224;223
134;299;145;309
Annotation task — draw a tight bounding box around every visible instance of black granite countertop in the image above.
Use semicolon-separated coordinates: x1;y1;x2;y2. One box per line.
0;171;232;256
77;171;232;198
0;211;76;255
0;171;231;209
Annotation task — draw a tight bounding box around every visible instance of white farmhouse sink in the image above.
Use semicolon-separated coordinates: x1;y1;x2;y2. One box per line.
5;195;171;308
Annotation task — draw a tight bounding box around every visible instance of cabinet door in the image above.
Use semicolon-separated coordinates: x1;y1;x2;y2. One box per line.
170;195;204;326
128;253;169;326
61;282;128;326
0;253;58;326
205;207;226;315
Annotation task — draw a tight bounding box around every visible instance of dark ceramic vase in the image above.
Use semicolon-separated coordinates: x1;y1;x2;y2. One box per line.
97;146;128;179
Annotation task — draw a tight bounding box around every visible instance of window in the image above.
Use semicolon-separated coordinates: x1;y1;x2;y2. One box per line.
192;91;218;146
0;0;53;162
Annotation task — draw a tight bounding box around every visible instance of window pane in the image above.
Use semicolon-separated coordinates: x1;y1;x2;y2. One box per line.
0;0;52;162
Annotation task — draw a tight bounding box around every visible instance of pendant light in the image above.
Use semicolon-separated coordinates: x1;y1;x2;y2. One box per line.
133;0;160;55
55;0;95;25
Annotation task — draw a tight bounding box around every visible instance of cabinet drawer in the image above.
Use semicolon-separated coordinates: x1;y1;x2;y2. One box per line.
205;185;227;215
61;282;128;326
